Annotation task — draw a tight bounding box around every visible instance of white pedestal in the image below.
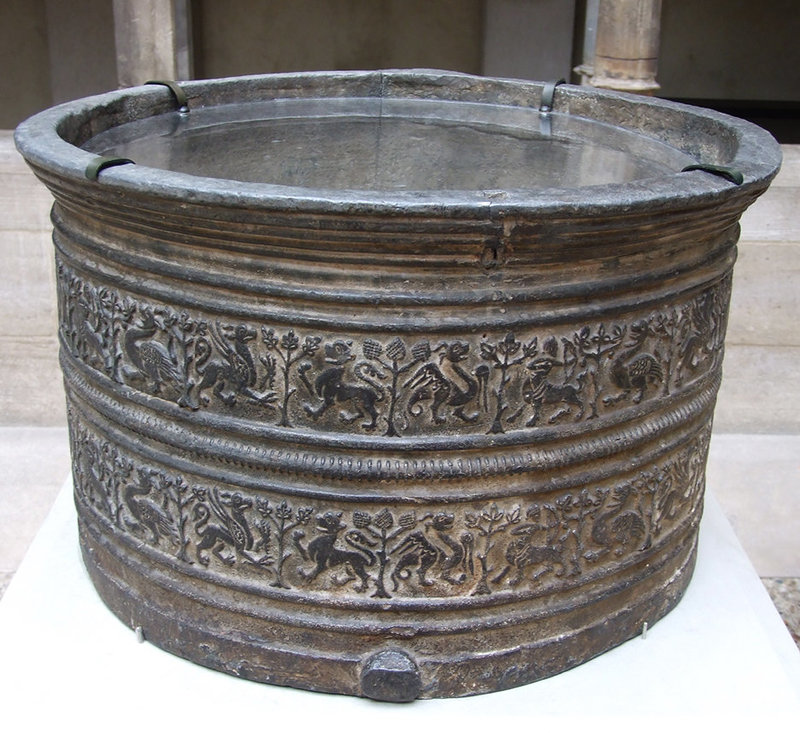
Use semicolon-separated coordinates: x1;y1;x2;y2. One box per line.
2;481;799;729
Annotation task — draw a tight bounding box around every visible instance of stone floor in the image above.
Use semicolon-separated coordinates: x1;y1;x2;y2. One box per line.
763;577;800;648
1;130;799;652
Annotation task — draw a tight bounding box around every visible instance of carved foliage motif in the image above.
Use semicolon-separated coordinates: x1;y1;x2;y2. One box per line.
57;260;731;437
69;412;710;601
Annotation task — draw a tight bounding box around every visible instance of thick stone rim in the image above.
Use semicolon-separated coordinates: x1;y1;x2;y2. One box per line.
15;69;781;218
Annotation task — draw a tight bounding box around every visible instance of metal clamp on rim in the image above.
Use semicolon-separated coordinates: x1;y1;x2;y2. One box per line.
539;79;566;114
85;156;135;181
681;164;744;185
145;79;189;113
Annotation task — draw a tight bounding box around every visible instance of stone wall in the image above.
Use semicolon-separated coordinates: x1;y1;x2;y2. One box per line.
3;1;798;129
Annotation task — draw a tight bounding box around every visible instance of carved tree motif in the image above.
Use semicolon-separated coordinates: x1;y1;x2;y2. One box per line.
256;499;312;588
466;503;521;595
353;508;418;598
361;338;431;436
69;282;111;374
262;328;320;426
572;324;626;417
156;308;207;409
480;333;537;434
154;475;203;563
547;490;600;575
109;297;137;383
649;306;689;395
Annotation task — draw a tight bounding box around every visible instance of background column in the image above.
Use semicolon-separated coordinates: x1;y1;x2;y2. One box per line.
590;0;661;94
112;0;192;87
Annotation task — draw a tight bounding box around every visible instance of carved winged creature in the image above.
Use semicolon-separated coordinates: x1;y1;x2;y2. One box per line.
585;484;647;561
123;468;180;546
193;489;256;566
123;309;183;393
389;512;474;590
404;342;487;424
603;321;663;405
195;323;276;407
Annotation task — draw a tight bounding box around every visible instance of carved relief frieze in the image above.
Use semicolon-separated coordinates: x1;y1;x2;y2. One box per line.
56;259;731;438
68;410;710;601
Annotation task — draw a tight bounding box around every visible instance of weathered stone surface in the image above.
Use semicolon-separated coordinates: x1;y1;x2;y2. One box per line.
0;427;71;571
708;434;800;577
0;230;58;338
714;345;800;433
0;337;65;426
727;243;800;347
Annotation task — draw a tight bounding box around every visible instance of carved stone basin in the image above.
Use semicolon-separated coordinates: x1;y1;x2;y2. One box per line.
15;71;780;700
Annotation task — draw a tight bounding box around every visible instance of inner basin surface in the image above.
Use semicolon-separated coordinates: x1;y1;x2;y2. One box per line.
81;97;695;191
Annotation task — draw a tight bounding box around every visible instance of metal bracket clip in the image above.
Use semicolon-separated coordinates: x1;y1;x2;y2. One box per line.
539;79;566;115
85;156;135;181
146;79;189;113
681;164;744;185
